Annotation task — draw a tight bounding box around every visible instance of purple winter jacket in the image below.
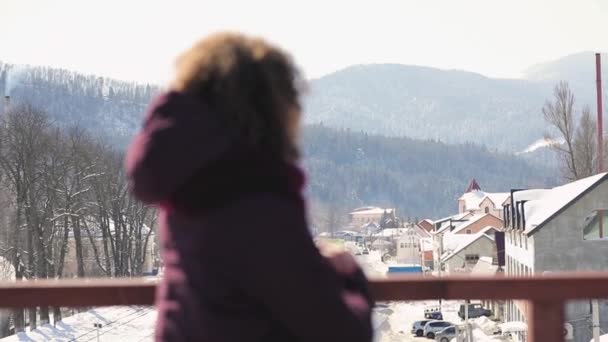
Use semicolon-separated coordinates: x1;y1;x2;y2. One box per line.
125;91;374;342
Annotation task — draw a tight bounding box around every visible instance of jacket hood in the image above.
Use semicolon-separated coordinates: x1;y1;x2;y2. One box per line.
126;91;304;209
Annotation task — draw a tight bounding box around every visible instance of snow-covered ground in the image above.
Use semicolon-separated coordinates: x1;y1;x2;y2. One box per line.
0;306;156;342
1;246;501;341
355;251;506;342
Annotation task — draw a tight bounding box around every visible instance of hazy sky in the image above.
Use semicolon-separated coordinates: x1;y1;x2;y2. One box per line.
2;0;608;84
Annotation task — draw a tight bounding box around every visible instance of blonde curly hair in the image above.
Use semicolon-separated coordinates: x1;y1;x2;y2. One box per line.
172;32;304;160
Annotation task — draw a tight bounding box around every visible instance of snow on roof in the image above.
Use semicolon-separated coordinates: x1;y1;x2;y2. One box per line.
522;173;608;235
413;224;432;238
451;214;502;234
350;207;394;215
441;229;495;262
460;191;510;210
434;218;470;235
373;228;405;237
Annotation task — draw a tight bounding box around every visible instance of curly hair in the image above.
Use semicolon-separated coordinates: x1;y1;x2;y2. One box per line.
172;32;304;160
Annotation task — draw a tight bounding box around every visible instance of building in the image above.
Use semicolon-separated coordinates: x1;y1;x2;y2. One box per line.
504;173;608;342
440;227;497;274
349;207;395;226
459;179;509;219
450;213;504;234
396;226;422;264
418;219;434;233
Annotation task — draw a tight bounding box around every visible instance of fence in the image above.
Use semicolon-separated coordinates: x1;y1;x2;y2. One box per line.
4;273;608;341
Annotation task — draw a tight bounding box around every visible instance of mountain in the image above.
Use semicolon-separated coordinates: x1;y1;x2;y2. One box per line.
0;62;160;147
304;54;604;152
0;62;558;218
524;51;608;84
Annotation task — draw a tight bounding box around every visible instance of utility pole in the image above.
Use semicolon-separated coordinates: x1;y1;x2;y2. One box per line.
596;53;605;239
593;299;600;342
593;53;603;342
597;53;604;174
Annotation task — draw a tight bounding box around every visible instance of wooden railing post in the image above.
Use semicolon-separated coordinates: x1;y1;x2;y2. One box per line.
529;300;564;342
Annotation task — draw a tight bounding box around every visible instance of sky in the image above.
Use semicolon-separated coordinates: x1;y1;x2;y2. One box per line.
1;0;608;85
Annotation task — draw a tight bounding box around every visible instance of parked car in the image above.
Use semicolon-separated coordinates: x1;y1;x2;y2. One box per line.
458;303;492;319
411;320;431;337
423;320;454;339
424;306;442;319
434;325;457;342
362;248;369;254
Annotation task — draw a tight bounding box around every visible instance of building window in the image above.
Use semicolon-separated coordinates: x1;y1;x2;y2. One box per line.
465;254;479;264
484;207;490;214
524;235;528;250
466;229;472;234
583;209;608;240
400;243;404;248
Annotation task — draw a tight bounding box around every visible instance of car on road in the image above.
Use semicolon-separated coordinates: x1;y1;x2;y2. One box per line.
423;320;454;339
424;306;443;320
458;303;492;319
434;325;457;342
411;320;431;337
362;248;369;254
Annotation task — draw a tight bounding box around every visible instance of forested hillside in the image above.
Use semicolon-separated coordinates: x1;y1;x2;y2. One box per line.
302;125;556;219
0;62;559;219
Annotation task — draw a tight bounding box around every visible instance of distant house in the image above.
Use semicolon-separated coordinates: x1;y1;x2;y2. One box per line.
417;219;434;233
449;213;503;234
440;227;496;274
458;179;509;219
419;238;434;268
504;173;608;342
349;207;395;226
396;227;421;265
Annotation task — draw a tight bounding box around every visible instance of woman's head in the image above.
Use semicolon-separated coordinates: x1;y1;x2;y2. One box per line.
172;32;304;161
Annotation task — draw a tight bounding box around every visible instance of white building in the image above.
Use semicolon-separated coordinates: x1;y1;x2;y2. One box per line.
349;207;395;226
459;179;509;219
440;227;497;274
504;173;608;342
396;227;421;265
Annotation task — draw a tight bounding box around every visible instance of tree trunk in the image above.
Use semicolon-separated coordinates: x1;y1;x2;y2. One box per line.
11;205;25;333
72;216;85;278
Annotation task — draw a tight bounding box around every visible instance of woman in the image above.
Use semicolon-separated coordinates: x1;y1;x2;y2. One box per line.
126;33;373;341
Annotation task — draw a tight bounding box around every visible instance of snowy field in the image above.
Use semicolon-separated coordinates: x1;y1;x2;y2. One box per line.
2;248;496;341
0;306;156;342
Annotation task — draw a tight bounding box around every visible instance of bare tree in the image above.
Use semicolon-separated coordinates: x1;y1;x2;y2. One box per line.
543;82;603;180
543;82;578;180
573;106;597;179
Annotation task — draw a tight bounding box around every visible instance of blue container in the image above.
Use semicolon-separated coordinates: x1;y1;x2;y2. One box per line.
387;265;423;274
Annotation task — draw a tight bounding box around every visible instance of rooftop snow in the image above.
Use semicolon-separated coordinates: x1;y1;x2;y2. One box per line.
521;173;608;235
441;231;494;263
451;213;502;234
350;207;394;215
459;191;510;210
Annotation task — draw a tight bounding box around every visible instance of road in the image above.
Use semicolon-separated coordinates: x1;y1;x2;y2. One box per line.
353;250;463;341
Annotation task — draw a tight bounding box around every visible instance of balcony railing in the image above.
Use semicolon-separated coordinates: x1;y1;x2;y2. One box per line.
4;273;608;341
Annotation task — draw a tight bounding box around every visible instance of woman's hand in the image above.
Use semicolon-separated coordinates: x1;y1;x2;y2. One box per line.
317;242;370;318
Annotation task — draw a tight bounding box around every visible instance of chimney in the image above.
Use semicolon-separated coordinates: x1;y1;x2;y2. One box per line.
3;95;9;114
